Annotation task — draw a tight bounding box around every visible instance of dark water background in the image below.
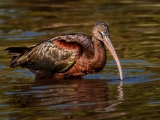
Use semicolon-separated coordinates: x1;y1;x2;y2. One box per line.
0;0;160;119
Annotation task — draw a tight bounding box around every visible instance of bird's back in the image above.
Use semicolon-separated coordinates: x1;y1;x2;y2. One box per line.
5;39;80;71
4;34;93;78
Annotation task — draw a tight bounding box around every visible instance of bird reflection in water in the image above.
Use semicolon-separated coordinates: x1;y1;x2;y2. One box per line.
1;79;124;119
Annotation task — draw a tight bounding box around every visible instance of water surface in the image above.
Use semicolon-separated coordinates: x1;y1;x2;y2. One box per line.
0;0;160;119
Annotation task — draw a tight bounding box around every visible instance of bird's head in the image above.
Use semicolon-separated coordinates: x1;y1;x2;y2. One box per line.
93;22;123;80
92;22;110;41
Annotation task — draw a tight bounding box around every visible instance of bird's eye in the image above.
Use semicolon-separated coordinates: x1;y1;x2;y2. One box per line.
99;31;104;38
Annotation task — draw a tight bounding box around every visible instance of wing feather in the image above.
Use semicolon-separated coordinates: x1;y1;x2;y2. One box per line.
8;40;80;73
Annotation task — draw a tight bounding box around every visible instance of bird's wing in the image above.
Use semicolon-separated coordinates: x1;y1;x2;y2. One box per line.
6;39;81;73
51;34;94;57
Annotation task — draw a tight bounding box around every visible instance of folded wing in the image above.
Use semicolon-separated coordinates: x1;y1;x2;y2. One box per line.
5;40;80;73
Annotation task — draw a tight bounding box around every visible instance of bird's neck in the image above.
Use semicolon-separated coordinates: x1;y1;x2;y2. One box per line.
91;37;107;72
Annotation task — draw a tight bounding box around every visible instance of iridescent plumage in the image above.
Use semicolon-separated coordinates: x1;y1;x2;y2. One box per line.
5;22;123;80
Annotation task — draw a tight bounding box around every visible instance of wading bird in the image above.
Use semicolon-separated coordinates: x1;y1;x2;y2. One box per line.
5;22;123;80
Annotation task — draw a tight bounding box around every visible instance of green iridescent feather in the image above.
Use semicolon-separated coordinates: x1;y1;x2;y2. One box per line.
6;41;77;73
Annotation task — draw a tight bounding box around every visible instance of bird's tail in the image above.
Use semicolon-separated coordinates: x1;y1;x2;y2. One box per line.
4;47;30;68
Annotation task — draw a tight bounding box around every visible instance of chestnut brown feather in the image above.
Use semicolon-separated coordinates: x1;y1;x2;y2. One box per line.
4;22;123;80
53;40;80;50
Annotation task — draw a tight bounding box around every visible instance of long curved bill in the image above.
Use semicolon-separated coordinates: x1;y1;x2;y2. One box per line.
102;33;123;80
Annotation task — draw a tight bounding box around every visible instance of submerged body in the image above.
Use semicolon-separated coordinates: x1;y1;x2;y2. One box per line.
5;22;123;80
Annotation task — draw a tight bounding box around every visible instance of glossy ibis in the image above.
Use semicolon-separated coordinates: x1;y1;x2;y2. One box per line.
5;22;123;80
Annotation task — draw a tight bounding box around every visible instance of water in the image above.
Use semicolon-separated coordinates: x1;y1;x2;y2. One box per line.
0;0;160;119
